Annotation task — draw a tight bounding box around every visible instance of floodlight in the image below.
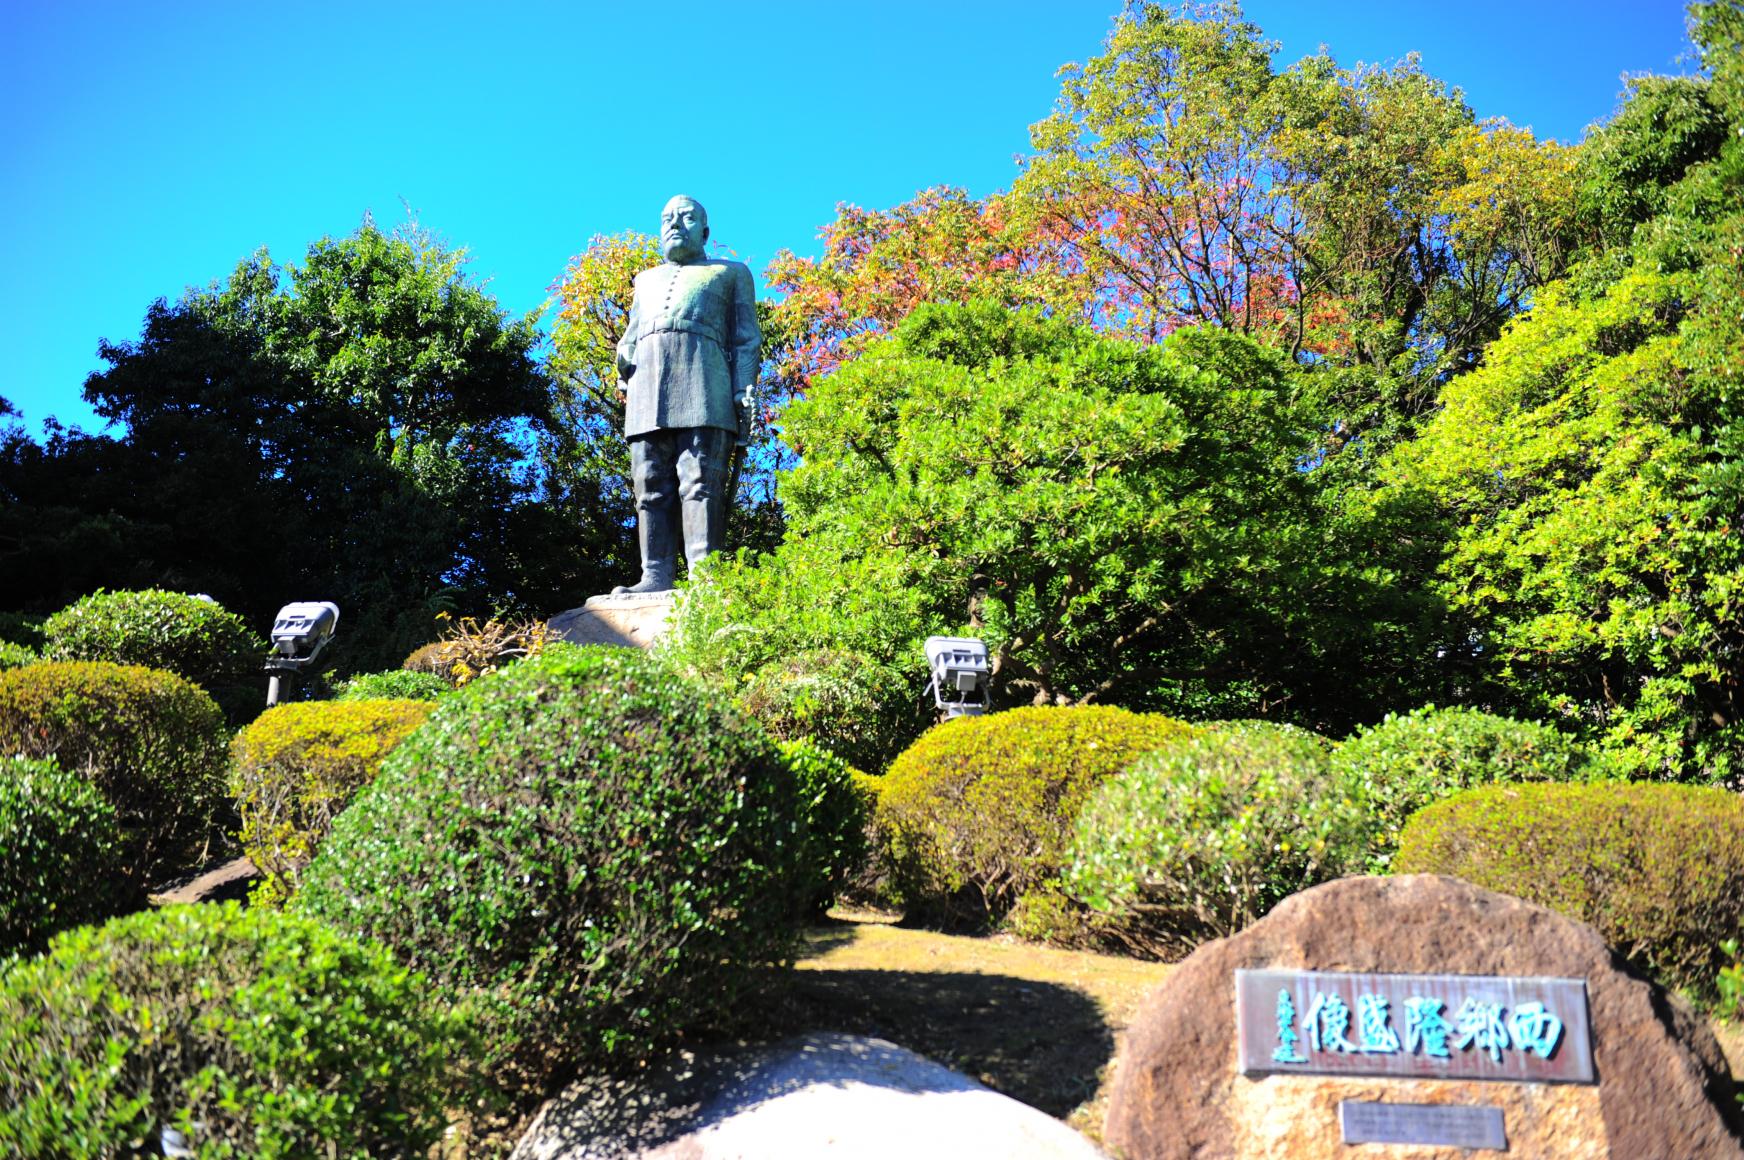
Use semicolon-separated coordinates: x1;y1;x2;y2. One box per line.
270;601;340;662
925;635;990;719
265;601;340;706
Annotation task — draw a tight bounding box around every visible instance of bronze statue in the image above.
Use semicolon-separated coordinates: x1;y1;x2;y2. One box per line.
612;195;759;594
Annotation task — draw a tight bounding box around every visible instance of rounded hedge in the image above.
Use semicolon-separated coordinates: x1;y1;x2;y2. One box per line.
0;902;459;1158
0;756;129;954
0;661;228;882
1396;782;1744;996
1332;705;1586;869
778;736;871;914
333;668;451;702
876;706;1193;927
1064;722;1364;958
42;589;264;721
400;640;453;681
231;699;434;906
737;648;917;773
294;644;811;1094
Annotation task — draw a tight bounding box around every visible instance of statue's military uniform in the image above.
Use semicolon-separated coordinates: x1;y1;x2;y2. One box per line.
617;259;759;437
614;257;760;590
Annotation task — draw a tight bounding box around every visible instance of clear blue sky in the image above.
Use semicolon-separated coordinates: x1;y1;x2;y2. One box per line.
1;0;1694;435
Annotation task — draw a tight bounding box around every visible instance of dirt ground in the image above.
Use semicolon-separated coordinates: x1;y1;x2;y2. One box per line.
754;909;1175;1144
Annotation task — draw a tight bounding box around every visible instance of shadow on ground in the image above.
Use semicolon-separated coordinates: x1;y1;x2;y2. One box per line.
513;968;1114;1159
756;966;1116;1117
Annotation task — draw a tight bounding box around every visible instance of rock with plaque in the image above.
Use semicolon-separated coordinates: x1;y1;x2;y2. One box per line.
1104;875;1744;1159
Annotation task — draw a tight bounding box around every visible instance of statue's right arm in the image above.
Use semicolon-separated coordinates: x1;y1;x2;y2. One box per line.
616;280;642;380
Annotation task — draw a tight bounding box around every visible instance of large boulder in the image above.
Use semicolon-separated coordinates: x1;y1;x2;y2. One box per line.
1106;875;1744;1159
514;1033;1108;1159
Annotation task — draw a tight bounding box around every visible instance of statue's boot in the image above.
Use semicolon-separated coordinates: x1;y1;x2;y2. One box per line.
612;505;677;595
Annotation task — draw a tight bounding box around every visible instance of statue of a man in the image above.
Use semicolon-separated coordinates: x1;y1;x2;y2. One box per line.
612;195;759;594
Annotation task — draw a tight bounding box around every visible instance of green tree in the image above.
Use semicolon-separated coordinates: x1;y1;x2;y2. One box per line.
1009;2;1577;462
6;221;584;671
1377;0;1744;781
670;301;1434;751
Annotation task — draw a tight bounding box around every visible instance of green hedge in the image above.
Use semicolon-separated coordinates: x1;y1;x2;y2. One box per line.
877;706;1193;928
0;903;458;1158
231;700;434;906
1396;782;1744;996
1332;706;1586;869
779;737;871;914
294;645;811;1099
0;641;35;673
0;661;228;882
0;756;129;954
1065;722;1364;957
736;648;917;773
42;589;264;722
333;669;451;702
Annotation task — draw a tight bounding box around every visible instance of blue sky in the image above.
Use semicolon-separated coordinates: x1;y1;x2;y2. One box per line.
1;0;1694;435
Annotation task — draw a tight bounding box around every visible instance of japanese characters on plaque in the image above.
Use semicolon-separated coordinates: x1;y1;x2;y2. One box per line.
1235;969;1595;1083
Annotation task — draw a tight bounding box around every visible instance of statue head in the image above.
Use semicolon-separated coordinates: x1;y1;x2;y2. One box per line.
660;195;709;264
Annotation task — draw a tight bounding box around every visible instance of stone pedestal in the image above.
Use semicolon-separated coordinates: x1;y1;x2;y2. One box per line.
546;592;676;650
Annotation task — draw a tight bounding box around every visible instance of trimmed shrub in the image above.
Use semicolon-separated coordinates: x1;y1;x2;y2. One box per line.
42;589;265;721
231;700;434;906
333;668;451;701
1064;723;1365;958
779;737;872;914
736;648;919;773
401;639;451;679
0;902;459;1158
0;756;129;954
0;641;35;672
294;645;811;1097
1332;706;1587;869
1396;782;1744;996
876;706;1193;927
0;661;228;881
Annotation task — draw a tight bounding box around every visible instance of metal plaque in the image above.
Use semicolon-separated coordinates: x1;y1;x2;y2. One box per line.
1236;968;1594;1083
1339;1100;1508;1150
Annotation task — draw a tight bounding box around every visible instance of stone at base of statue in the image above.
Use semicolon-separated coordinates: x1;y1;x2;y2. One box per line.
1104;875;1744;1160
545;592;676;650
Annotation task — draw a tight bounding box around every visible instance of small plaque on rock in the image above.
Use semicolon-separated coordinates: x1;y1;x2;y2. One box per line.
1339;1100;1507;1150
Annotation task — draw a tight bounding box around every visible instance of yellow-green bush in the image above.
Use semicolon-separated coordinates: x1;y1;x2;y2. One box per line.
231;700;433;906
1396;782;1744;997
877;706;1193;927
0;661;227;882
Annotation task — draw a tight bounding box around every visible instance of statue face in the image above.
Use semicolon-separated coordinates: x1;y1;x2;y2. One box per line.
660;197;708;263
